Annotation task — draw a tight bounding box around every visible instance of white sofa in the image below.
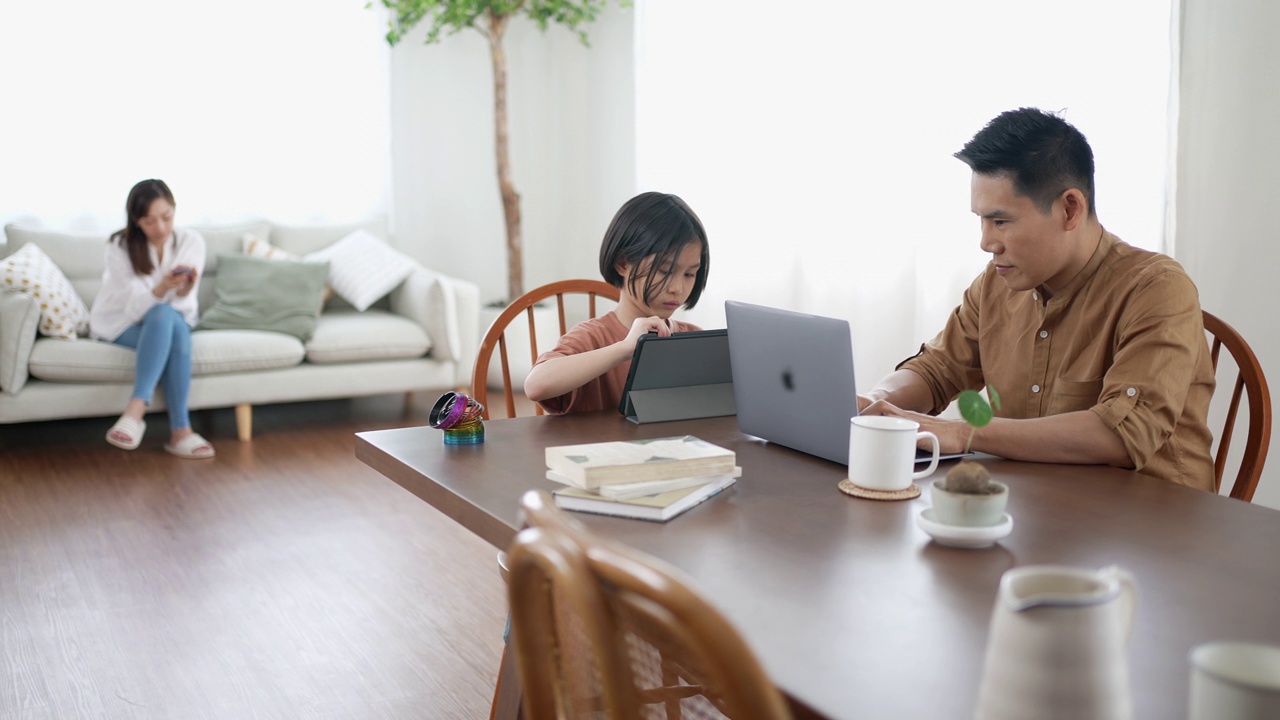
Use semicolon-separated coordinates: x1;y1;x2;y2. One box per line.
1;219;479;439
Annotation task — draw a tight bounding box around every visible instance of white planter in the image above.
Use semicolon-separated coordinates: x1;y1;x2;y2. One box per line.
478;303;565;391
930;479;1009;527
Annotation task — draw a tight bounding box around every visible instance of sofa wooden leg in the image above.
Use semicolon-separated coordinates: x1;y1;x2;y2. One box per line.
235;404;253;441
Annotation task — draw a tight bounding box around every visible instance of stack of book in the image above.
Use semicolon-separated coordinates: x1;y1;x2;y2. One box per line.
545;435;739;522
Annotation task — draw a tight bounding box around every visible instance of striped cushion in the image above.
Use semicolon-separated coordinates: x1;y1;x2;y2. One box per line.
303;230;417;312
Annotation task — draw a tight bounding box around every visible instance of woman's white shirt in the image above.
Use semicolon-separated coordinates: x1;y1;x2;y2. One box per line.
89;229;207;341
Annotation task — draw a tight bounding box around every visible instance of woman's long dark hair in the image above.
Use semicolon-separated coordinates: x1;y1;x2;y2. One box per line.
110;179;175;276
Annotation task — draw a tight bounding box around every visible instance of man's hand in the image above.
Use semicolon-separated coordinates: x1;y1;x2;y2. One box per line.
862;400;972;454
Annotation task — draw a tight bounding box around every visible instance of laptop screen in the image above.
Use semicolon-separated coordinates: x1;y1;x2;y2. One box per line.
725;300;859;464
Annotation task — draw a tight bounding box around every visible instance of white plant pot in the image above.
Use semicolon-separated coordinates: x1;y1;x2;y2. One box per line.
930;479;1009;527
478;303;565;391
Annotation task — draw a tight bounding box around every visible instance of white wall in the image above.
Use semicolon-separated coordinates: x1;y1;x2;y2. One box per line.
1176;0;1280;508
387;5;636;305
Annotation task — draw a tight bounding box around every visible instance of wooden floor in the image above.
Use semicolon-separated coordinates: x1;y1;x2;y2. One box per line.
0;393;515;719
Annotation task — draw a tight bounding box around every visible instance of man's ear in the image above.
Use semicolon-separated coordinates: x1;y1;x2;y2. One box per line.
1060;189;1088;231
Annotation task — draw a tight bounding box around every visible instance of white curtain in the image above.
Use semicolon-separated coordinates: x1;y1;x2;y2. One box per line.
636;0;1173;390
0;0;390;232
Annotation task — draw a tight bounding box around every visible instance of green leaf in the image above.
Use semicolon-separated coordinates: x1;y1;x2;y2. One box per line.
987;385;1002;411
957;389;993;428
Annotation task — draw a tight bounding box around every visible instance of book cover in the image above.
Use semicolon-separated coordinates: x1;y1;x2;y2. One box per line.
544;436;736;488
545;468;742;499
552;475;737;522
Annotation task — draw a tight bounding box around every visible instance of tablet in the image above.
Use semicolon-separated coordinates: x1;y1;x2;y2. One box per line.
618;329;736;424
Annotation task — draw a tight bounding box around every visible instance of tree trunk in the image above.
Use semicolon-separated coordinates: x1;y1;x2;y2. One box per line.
486;11;523;302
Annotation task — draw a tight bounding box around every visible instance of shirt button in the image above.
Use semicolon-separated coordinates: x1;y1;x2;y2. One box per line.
1039;330;1049;339
1127;387;1137;397
1032;384;1041;393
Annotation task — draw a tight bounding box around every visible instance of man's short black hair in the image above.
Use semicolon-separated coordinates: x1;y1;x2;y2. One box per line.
955;108;1096;216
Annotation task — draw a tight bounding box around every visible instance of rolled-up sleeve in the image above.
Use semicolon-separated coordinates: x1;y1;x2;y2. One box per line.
1089;269;1207;471
898;274;987;415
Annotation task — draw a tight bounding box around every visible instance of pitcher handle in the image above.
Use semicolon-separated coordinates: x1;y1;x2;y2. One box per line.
1101;565;1139;646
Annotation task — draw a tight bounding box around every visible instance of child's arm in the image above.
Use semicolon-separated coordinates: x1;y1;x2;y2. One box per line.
524;316;670;402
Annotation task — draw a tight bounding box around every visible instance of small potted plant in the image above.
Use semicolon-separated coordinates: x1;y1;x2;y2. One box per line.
930;387;1009;527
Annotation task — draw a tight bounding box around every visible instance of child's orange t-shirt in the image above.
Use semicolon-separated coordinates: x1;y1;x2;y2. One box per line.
533;310;701;415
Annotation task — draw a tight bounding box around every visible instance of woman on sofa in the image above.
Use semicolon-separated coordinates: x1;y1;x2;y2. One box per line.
89;179;214;459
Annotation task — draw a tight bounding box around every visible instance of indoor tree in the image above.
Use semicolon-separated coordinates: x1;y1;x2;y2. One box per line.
378;0;621;302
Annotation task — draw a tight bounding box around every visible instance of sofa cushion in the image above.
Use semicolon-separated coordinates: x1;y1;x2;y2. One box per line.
189;330;307;374
305;310;431;364
304;230;418;312
2;224;105;306
243;232;334;303
269;218;389;256
28;330;305;382
0;243;91;339
189;220;272;273
198;254;329;341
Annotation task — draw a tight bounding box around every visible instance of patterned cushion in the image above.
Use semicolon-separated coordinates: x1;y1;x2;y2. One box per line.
303;229;418;312
0;243;90;340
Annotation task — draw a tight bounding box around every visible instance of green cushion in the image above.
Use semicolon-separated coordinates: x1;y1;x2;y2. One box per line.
198;254;330;341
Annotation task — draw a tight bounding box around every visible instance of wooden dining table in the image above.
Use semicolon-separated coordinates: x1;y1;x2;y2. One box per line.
355;411;1280;720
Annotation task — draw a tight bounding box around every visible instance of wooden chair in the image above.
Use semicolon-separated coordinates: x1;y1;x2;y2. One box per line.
471;280;620;420
1203;310;1272;501
505;489;793;720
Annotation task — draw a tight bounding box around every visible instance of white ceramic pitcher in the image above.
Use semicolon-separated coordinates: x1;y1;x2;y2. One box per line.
975;564;1138;720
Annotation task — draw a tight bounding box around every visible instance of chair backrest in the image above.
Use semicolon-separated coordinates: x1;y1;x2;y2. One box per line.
471;279;620;420
506;490;793;720
1203;310;1272;501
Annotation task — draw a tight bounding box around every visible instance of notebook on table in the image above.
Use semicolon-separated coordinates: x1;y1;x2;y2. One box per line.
724;300;967;466
618;329;735;424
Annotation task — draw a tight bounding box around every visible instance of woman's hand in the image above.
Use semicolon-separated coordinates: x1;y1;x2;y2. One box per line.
154;266;196;298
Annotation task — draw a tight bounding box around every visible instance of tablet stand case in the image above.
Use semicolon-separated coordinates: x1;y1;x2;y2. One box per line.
619;330;736;424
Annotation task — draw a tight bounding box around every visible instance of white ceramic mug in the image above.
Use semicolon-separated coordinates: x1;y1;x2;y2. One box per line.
976;565;1137;720
1189;642;1280;719
847;416;940;491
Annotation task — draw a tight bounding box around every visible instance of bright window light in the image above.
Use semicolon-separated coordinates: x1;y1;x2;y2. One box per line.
637;0;1172;385
0;0;390;231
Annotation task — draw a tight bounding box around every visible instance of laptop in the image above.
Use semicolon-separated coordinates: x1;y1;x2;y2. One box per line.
618;329;736;424
725;300;966;466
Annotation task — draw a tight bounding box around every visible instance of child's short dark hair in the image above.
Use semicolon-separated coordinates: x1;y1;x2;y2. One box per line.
598;192;709;309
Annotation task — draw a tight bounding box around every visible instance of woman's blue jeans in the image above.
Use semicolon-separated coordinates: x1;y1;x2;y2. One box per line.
113;304;193;431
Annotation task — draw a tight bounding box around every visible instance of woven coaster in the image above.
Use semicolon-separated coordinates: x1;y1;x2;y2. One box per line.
838;478;921;501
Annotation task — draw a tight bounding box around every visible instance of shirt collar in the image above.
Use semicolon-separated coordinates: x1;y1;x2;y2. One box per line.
1041;228;1114;306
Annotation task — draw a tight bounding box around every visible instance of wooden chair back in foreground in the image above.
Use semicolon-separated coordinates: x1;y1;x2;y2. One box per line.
1203;310;1273;501
506;490;793;720
471;280;620;419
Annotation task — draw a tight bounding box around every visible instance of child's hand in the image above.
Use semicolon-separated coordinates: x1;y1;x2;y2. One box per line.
622;316;671;351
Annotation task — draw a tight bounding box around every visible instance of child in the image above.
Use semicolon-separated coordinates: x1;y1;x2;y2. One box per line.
524;191;710;415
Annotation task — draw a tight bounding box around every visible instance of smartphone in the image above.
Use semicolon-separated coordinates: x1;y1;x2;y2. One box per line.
172;266;194;276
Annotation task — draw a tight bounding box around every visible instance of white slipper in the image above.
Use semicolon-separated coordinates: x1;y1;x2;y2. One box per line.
164;433;216;459
106;416;145;450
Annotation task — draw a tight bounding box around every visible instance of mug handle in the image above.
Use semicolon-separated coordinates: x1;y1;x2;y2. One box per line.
1101;565;1139;646
911;431;941;479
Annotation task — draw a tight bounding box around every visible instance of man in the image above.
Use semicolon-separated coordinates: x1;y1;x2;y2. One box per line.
860;108;1215;491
